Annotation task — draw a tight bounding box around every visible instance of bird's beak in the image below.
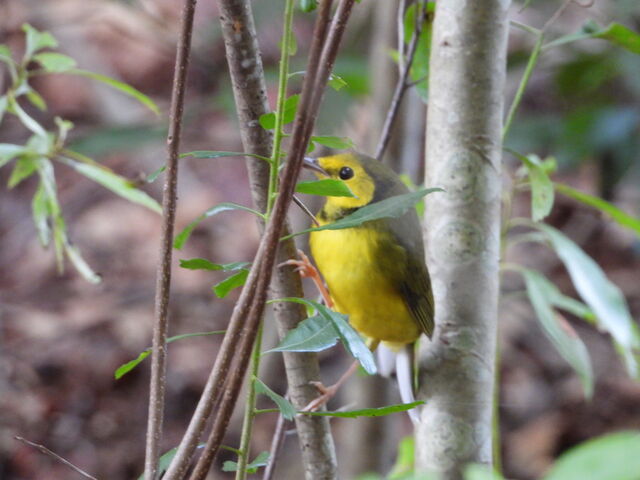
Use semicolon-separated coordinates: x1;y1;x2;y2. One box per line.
302;156;329;177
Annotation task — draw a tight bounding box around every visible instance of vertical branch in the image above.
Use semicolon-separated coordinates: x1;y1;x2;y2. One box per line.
144;1;197;479
417;0;509;478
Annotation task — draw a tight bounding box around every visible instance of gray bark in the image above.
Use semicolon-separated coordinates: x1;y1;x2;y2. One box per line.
417;0;510;478
217;1;338;479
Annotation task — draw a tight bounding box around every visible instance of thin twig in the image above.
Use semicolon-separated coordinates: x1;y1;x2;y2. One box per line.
397;0;408;75
145;1;197;479
292;195;320;226
262;414;289;480
14;436;98;480
374;0;426;160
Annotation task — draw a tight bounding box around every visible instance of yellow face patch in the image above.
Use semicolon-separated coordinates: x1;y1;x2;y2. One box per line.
316;153;375;209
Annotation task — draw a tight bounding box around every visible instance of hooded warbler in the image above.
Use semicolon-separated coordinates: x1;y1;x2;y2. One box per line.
304;152;434;349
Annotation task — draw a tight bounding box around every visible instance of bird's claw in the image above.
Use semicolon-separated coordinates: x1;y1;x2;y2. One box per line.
302;381;339;412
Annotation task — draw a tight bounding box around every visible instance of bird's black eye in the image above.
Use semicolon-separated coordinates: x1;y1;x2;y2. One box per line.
338;166;354;180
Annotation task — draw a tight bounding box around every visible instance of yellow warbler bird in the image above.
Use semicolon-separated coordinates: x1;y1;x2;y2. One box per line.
298;151;434;414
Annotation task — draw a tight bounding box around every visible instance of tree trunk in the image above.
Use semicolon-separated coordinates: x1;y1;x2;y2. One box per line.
417;0;509;478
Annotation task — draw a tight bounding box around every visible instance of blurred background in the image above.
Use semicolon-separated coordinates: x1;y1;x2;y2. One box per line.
1;0;639;478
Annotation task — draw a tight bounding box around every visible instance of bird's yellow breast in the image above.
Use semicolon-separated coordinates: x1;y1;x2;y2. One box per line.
309;226;420;346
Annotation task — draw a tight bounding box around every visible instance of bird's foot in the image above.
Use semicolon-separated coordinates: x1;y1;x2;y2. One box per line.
302;381;340;412
280;250;333;308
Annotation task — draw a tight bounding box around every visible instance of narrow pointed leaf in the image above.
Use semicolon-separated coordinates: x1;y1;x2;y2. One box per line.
267;315;339;353
180;150;270;162
301;401;424;418
212;269;249;298
522;154;554;221
295;179;355;197
8;155;39;188
285;188;443;239
23;24;57;58
33;52;77;72
310;135;354;150
179;258;249;271
254;378;296;420
523;269;593;397
223;451;270;474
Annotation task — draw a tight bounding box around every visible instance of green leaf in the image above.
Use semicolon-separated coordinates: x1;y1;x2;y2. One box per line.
267;315;339;353
285;188;443;239
31;182;50;246
213;269;249;298
179;258;249;271
59;157;161;213
8;155;39;188
555;183;640;238
464;464;506;480
259;94;300;130
328;73;347;90
146;165;165;183
295;179;355;197
254;378;296;420
546;21;640;54
301;401;423;418
68;69;159;115
22;24;57;59
388;436;415;479
222;451;270;474
403;3;435;102
115;330;225;379
279;29;297;56
0;143;28;168
511;151;554;222
64;242;102;284
522;269;593;397
543;431;640;480
310;135;355;150
174;202;264;250
8;97;47;137
0;96;8;124
273;297;377;374
536;224;640;378
32;52;77;72
180;150;270;162
299;0;318;12
25;88;47;111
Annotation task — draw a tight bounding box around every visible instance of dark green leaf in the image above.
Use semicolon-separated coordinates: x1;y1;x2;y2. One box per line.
69;69;159;115
222;451;270;474
543;431;640;480
301;401;423;418
137;446;177;480
536;224;640;378
213;269;249;298
523;269;593;397
59;157;161;213
299;0;318;12
285;188;443;239
295;179;355;197
180;150;270;162
8;155;39;188
115;330;225;379
523;154;554;222
32;52;77;72
174;203;264;250
254;378;296;420
310;135;354;150
267;315;339;353
179;258;249;271
273;298;376;374
22;24;57;59
555;183;640;238
259;94;300;129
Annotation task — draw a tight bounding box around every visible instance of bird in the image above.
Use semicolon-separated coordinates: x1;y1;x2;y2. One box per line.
291;151;435;417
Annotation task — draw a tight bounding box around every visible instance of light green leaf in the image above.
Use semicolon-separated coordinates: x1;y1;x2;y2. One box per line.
0;96;8;124
59;157;161;213
8;97;47;137
555;183;640;238
512;151;554;222
115;330;225;379
32;52;77;72
0;143;28;168
295;179;355;197
212;269;249;298
464;464;506;480
8;155;39;188
254;378;296;420
388;436;415;479
273;297;376;374
285;188;443;239
522;269;593;397
222;451;270;474
174;202;264;250
301;401;424;418
180;150;270;162
267;315;339;353
259;94;300;130
22;24;57;59
310;135;355;150
328;73;347;90
31;182;50;246
25;89;47;111
64;242;101;284
536;224;640;378
545;20;640;54
179;258;249;271
69;69;159;115
543;431;640;480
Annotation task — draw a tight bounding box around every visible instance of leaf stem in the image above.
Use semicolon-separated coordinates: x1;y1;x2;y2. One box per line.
235;325;264;480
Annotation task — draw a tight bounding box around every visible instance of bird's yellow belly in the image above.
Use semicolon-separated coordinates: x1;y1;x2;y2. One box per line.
310;227;420;345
